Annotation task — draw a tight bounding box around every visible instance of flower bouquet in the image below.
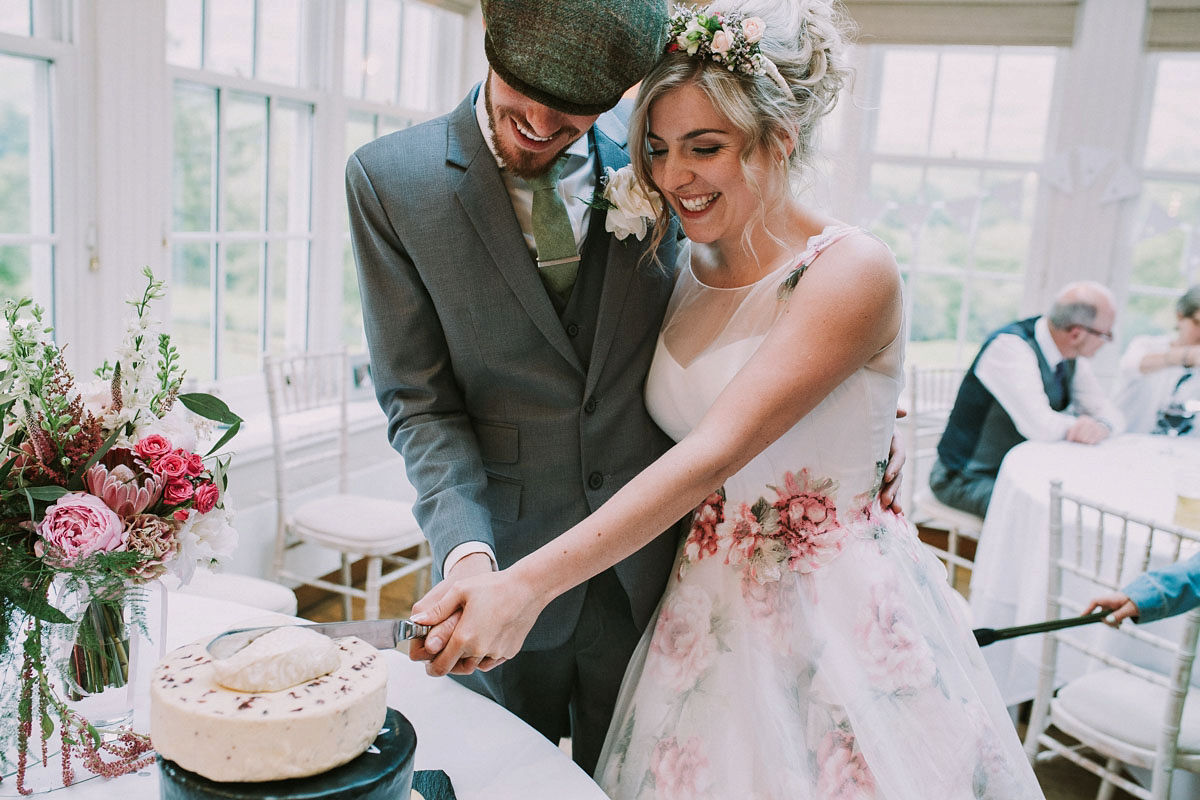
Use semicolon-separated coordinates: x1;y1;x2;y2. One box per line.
0;269;243;793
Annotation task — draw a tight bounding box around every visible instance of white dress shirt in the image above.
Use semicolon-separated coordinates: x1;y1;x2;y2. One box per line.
442;92;600;577
973;316;1124;441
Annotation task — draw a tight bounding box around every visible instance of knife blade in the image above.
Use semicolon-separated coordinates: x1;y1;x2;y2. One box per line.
206;619;431;660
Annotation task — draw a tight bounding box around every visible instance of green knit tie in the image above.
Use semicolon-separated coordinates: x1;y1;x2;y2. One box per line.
528;156;580;306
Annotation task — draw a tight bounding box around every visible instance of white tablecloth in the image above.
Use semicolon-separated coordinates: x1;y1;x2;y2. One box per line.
970;434;1200;705
3;591;605;799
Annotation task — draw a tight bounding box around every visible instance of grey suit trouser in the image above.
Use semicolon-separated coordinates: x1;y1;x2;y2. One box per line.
453;568;641;777
929;458;995;518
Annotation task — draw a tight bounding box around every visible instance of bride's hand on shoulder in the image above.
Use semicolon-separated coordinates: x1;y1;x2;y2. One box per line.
410;567;546;677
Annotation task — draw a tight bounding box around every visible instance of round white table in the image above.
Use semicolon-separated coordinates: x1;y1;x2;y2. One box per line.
2;591;606;800
970;433;1200;704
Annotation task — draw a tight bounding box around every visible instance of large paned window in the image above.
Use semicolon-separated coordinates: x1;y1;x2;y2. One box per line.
846;45;1060;367
165;0;467;377
340;0;465;349
1122;54;1200;341
166;0;314;381
0;2;69;326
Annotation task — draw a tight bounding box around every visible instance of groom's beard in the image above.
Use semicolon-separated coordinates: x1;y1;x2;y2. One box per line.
484;78;583;180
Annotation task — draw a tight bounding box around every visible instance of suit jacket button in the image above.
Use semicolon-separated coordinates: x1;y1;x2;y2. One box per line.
584;397;597;414
588;472;604;490
567;323;580;337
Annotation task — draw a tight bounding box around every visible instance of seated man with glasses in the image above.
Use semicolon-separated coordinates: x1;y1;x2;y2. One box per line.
930;281;1125;518
1115;284;1200;434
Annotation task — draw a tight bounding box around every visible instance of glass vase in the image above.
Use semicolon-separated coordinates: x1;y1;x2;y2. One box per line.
50;577;139;730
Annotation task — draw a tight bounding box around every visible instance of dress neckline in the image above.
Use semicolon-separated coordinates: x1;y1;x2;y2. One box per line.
685;224;856;292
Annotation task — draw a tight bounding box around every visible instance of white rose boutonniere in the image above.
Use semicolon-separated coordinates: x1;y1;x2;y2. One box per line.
592;165;663;242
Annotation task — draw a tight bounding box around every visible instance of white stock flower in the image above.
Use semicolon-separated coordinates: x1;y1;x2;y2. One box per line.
681;18;707;54
169;504;238;584
602;166;662;242
77;379;114;419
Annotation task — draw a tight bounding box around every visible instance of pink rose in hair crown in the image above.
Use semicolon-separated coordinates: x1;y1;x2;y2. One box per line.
741;16;766;44
36;492;126;565
709;28;732;54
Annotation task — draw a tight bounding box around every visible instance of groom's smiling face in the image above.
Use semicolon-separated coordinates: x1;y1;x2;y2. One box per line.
485;71;599;179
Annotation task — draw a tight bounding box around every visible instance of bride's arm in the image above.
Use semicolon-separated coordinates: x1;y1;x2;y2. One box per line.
412;235;902;674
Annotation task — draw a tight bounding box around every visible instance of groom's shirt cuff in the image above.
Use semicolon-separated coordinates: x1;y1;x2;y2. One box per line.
443;542;498;576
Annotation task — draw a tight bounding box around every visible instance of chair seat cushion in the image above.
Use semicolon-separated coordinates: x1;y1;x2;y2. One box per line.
176;571;299;616
1054;668;1200;754
292;494;424;555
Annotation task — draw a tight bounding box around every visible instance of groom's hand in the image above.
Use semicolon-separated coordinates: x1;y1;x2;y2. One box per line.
409;552;495;675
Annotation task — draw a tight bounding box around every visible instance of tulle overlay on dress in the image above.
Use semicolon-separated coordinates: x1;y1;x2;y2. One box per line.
594;227;1043;799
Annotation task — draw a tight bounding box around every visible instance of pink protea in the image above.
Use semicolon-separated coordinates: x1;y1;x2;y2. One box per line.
83;448;164;517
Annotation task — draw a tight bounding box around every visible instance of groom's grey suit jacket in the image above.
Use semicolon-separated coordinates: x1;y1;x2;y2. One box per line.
346;89;682;650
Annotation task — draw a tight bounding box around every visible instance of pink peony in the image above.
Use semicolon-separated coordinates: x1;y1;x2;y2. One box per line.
710;29;732;54
650;737;712;799
192;482;219;514
855;582;937;693
741;16;766;44
36;492;126;565
648;585;716;691
153;452;189;479
124;514;179;580
163;478;195;506
772;470;846;573
84;448;164;516
134;434;173;461
816;729;877;800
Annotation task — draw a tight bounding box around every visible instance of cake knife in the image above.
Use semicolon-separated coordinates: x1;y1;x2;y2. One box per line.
206;619;432;660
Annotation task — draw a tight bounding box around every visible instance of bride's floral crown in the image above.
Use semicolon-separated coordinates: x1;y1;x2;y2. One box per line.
666;9;790;92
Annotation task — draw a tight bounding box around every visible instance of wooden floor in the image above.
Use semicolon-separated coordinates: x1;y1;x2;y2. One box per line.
297;533;1138;799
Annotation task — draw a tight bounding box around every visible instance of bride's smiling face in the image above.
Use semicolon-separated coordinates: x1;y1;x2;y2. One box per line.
646;82;779;247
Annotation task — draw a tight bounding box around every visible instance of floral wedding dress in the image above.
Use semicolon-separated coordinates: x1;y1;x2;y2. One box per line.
594;226;1044;799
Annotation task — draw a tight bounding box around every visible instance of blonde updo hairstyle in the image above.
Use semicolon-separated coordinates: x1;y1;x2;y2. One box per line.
630;0;854;258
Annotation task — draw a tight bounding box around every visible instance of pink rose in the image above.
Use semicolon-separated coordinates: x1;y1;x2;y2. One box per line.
36;492;126;565
648;585;716;691
816;729;876;800
163;478;195;505
710;29;732;54
193;482;220;514
183;451;205;477
741;16;766;44
650;737;712;799
174;509;191;523
153;452;189;479
134;434;173;461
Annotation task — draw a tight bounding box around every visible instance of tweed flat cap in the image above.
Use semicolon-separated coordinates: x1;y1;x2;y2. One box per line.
483;0;669;116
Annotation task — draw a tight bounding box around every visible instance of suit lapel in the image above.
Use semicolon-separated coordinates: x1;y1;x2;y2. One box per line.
586;128;639;395
447;91;583;373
